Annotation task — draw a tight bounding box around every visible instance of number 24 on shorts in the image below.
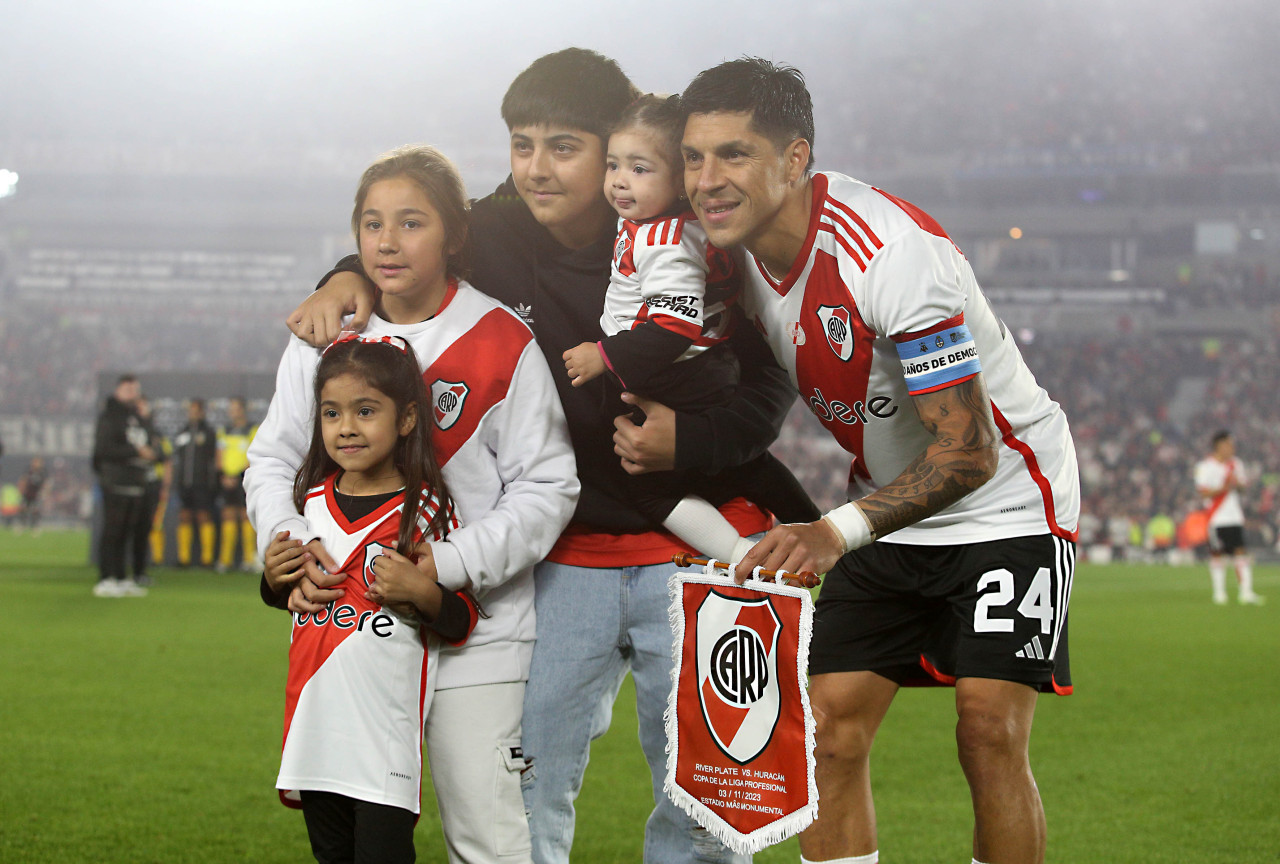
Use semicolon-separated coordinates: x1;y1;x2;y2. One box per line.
974;567;1055;634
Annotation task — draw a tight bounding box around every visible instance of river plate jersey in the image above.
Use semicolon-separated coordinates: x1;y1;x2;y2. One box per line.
741;172;1080;545
1194;455;1245;527
602;212;736;356
277;475;456;813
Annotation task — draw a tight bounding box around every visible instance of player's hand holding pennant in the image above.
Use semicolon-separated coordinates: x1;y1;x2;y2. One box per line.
663;555;818;854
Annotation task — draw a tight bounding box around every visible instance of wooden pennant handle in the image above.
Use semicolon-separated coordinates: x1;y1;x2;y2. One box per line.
672;553;821;589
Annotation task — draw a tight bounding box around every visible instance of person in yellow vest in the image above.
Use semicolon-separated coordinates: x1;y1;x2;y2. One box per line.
217;397;258;572
0;482;21;527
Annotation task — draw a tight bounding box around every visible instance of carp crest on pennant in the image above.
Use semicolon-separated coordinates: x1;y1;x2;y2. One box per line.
695;590;783;764
430;380;469;430
816;304;853;361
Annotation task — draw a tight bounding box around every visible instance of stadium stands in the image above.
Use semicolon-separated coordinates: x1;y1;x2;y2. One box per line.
2;4;1277;542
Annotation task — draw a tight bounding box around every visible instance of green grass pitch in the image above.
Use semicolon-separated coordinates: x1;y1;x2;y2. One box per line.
1;529;1276;862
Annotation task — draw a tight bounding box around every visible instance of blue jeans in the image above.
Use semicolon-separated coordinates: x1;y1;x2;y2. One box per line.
522;558;750;864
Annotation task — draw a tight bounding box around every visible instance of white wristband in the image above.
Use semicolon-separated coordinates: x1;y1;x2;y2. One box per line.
822;502;874;554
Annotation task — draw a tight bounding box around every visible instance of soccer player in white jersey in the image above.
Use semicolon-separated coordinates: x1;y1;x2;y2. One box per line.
680;59;1081;864
1194;430;1263;605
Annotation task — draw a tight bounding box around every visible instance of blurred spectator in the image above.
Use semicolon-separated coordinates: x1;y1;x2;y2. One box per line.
132;396;168;585
91;375;151;598
1;482;20;528
216;397;258;573
172;399;219;568
16;456;48;533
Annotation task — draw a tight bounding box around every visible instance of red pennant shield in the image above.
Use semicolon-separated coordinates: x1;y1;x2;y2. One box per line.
665;568;818;854
696;591;782;764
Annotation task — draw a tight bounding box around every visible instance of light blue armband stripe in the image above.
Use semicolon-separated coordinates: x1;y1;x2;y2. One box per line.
896;324;982;394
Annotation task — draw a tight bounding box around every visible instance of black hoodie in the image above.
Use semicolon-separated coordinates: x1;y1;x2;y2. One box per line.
92;397;148;493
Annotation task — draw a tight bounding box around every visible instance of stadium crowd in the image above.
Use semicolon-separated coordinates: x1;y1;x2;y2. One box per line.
777;325;1280;559
3;282;1279;559
2;259;1277;562
0;296;288;524
0;297;286;418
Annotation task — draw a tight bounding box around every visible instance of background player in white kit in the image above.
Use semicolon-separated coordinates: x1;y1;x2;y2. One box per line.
563;94;818;563
1194;430;1263;605
262;334;477;863
679;59;1081;864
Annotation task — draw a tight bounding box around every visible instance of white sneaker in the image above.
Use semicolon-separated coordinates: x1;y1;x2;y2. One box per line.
93;579;124;598
1213;593;1228;605
1239;593;1265;605
120;579;149;597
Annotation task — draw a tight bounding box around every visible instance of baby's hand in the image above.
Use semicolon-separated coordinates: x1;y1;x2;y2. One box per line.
563;342;606;387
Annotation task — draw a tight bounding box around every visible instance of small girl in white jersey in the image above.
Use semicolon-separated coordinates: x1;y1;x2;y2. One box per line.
263;333;477;864
563;94;817;562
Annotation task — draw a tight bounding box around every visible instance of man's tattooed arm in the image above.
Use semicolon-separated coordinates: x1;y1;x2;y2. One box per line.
856;374;1000;539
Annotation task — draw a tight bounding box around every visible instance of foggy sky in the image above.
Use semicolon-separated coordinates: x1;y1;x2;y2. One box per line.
2;0;1277;187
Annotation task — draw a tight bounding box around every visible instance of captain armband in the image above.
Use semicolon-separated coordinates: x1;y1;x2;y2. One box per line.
894;321;982;396
822;501;875;555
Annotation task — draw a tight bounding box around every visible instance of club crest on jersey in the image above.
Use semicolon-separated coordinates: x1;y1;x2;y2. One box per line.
816;305;854;361
430;380;469;430
362;542;393;589
696;591;782;764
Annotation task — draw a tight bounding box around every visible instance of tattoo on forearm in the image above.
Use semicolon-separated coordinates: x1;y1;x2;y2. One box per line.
859;376;999;539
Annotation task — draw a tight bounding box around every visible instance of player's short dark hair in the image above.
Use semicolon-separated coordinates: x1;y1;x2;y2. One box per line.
501;48;639;143
116;374;138;386
613;94;684;173
1211;429;1233;447
680;57;815;171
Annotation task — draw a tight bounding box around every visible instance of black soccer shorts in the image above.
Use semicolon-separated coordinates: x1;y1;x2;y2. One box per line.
222;475;247;508
1209;525;1246;555
810;534;1075;694
177;484;218;514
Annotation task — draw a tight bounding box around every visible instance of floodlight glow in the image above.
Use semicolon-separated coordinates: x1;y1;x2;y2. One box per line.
0;169;18;199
